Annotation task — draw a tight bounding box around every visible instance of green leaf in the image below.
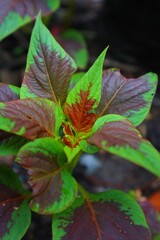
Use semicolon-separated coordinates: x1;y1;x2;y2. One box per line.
0;0;60;41
0;132;27;156
67;72;85;94
96;69;158;126
57;29;89;69
52;190;151;240
16;138;77;214
20;13;77;105
0;98;61;140
0;164;31;240
88;114;160;177
64;145;81;163
64;49;107;133
80;140;99;154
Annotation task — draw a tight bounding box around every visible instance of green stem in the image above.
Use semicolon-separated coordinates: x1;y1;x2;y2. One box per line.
68;149;82;173
78;183;90;199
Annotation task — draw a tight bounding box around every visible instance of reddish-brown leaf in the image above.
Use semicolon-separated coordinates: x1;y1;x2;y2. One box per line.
89;119;141;148
0;98;56;140
23;44;76;104
64;85;97;133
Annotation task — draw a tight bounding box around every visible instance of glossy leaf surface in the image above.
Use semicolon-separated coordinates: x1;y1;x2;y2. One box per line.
52;190;151;240
96;69;157;126
16;138;77;214
0;164;31;239
20;14;77;105
88;114;160;176
0;0;60;40
0;98;59;140
64;49;107;133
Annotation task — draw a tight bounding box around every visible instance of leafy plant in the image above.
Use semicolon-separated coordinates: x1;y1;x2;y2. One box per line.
0;13;160;239
0;0;60;40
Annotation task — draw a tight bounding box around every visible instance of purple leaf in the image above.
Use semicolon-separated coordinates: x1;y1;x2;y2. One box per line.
0;164;31;239
0;83;19;102
0;84;26;156
140;200;160;238
21;15;77;105
88;115;160;176
0;98;58;140
0;0;60;40
52;190;151;240
16;138;77;214
96;69;157;126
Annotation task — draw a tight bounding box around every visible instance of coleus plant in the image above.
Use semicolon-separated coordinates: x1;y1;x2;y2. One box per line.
0;13;160;240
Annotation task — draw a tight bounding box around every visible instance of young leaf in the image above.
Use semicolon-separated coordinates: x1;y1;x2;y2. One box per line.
0;83;20;102
56;29;89;69
20;13;77;105
0;0;60;40
16;138;77;215
96;69;158;126
0;164;31;240
52;190;151;240
64;49;107;133
88;114;160;177
0;98;61;140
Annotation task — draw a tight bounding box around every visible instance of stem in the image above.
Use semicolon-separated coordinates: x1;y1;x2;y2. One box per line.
68;149;82;173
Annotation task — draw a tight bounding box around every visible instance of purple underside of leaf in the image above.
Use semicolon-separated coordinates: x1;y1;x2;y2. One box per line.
0;0;53;23
96;69;156;125
0;183;24;237
53;200;150;240
0;98;56;139
0;84;19;102
23;44;76;104
88;120;141;149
